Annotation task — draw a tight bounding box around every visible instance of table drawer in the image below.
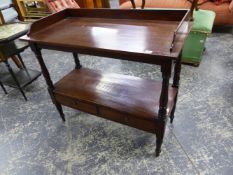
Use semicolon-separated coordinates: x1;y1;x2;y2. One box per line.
99;107;155;133
55;94;97;115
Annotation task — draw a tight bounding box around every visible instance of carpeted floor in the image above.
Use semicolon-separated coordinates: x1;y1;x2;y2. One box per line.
0;2;233;174
0;31;233;175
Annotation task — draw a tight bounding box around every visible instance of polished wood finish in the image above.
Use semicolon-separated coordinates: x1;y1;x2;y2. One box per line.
27;9;191;62
25;9;191;156
54;68;178;122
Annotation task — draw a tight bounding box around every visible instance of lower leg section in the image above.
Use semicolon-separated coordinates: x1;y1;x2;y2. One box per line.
48;88;65;122
156;137;162;157
55;102;65;122
0;82;7;94
155;121;166;157
19;89;28;101
170;94;178;123
170;115;174;124
170;106;176;124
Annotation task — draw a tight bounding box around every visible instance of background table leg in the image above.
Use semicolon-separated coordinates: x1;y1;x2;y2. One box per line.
72;53;82;69
171;54;182;123
11;55;23;69
4;60;27;101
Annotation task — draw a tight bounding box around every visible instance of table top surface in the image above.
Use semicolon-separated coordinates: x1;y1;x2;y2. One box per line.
24;9;191;61
0;23;29;44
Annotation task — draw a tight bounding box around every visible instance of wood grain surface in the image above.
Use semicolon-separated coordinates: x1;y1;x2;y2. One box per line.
24;9;191;62
54;68;177;122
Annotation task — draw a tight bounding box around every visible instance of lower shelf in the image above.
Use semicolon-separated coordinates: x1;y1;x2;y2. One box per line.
54;68;178;133
0;68;41;89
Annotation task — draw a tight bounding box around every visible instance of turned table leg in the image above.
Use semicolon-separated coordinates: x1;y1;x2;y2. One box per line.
155;62;172;156
30;44;65;121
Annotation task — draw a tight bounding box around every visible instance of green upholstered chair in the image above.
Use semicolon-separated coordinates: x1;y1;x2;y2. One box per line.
182;9;216;66
128;0;215;66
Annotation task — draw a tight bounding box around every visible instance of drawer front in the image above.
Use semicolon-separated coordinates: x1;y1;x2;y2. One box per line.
99;107;155;133
55;94;97;115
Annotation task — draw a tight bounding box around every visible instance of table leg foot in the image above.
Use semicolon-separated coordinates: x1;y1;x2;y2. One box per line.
155;120;166;157
170;93;178;124
170;117;174;124
47;88;65;121
55;102;65;122
20;89;28;101
170;110;175;123
155;137;162;157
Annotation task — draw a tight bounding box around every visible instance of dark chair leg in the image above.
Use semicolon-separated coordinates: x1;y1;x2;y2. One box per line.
11;55;23;69
17;54;32;79
4;60;27;101
17;54;27;69
0;82;7;94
